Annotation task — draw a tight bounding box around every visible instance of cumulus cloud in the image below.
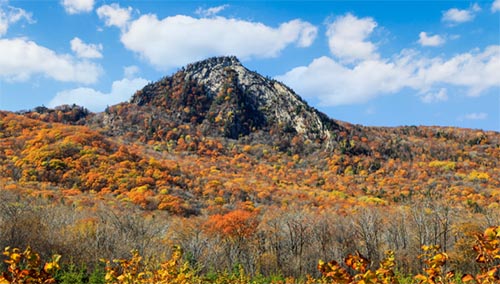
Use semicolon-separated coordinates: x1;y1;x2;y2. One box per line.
0;3;33;36
0;38;102;83
48;77;148;112
119;14;317;70
493;0;500;12
418;32;445;47
195;5;229;17
96;3;132;29
276;56;414;105
123;65;140;78
61;0;94;14
326;13;378;62
276;15;500;106
278;47;500;105
420;88;448;103
70;37;103;58
419;46;500;96
442;4;480;24
464;112;488;120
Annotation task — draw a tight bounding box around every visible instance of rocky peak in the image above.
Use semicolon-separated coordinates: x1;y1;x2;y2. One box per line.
123;56;340;148
181;56;249;97
181;56;338;141
184;56;242;74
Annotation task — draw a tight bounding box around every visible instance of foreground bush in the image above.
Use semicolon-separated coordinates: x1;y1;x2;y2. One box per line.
102;246;197;284
1;226;499;283
0;246;60;284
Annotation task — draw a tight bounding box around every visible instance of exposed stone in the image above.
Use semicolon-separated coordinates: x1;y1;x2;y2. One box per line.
178;56;337;143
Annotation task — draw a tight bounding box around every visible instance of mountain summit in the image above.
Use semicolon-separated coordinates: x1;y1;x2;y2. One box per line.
96;56;339;150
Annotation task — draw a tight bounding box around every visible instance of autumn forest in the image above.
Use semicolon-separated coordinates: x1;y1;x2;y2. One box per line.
0;57;499;283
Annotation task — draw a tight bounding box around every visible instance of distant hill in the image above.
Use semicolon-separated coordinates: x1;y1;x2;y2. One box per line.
3;56;499;213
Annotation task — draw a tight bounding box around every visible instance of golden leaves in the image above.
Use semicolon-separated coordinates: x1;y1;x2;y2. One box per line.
102;246;197;284
0;246;60;284
318;251;398;284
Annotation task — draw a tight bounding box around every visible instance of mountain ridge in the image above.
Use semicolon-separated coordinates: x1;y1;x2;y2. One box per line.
14;56;499;160
81;56;346;153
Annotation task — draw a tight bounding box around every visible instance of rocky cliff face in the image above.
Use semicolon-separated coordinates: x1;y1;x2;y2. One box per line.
184;57;336;142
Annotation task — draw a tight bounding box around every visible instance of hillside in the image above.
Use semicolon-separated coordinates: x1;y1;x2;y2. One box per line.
1;56;499;280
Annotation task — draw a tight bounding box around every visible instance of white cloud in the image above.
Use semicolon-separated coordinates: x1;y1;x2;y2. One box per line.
195;5;228;17
276;56;414;105
420;88;448;103
123;65;139;78
0;3;33;36
464;112;488;120
493;0;500;12
417;46;500;96
472;3;482;12
96;3;132;29
277;26;500;106
61;0;94;14
442;8;473;23
442;4;480;24
326;13;378;62
365;106;376;115
418;32;445;47
48;77;148;112
70;37;103;58
119;14;317;70
0;38;102;83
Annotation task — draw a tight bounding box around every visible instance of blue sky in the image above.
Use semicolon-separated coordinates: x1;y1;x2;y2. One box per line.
0;1;499;131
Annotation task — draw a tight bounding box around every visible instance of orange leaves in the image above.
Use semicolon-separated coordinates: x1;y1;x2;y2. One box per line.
0;111;193;199
206;209;258;240
414;245;454;284
461;226;500;283
128;185;154;208
345;252;370;274
461;274;475;282
318;259;352;283
473;227;500;264
2;104;500;216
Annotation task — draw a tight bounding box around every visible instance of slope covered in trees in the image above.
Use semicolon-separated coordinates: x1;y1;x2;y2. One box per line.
0;56;499;281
